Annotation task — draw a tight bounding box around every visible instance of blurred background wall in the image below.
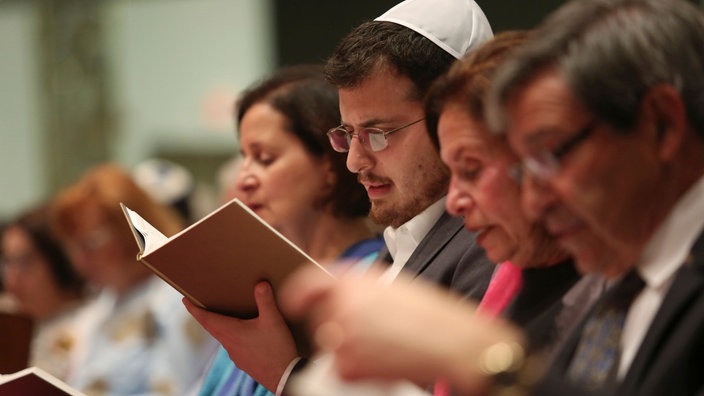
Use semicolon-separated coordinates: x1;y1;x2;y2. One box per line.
0;0;700;220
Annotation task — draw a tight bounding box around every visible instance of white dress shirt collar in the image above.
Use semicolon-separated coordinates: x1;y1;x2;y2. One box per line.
381;197;447;282
620;174;704;377
383;197;447;260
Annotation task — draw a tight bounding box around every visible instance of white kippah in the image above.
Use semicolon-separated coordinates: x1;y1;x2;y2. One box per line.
375;0;493;59
133;158;194;204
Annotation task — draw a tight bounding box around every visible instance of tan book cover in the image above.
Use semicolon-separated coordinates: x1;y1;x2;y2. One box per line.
120;198;330;319
0;366;84;395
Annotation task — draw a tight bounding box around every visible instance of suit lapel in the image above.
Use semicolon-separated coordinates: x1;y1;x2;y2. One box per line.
400;211;464;278
619;231;704;389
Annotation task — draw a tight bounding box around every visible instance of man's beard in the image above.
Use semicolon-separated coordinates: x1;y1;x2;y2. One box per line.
367;177;448;228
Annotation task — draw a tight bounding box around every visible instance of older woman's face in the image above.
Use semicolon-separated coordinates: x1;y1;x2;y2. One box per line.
235;103;332;242
438;103;559;267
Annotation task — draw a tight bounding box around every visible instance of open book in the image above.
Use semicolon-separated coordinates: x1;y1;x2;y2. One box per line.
121;198;330;319
0;366;84;395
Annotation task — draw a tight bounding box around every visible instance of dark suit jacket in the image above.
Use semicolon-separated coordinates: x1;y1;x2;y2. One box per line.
387;211;495;301
542;230;704;396
447;262;584;396
505;261;582;355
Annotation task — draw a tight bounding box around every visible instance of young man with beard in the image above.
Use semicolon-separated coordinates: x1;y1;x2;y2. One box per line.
324;0;496;297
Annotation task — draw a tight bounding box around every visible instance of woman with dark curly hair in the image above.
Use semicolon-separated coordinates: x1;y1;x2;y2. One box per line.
2;203;87;379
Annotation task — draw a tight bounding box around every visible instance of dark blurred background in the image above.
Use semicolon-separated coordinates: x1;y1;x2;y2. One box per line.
273;0;571;66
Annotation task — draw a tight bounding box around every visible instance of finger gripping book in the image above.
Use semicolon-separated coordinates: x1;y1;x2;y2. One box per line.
121;198;329;319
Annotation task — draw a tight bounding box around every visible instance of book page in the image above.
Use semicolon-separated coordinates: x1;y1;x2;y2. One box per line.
120;204;169;256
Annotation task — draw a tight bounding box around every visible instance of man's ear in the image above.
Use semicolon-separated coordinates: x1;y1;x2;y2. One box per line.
641;84;687;162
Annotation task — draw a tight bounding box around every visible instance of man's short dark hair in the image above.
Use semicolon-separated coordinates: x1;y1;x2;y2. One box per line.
325;21;456;101
487;0;704;138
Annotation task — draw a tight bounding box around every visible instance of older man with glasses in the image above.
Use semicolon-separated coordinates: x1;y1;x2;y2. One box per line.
486;0;704;394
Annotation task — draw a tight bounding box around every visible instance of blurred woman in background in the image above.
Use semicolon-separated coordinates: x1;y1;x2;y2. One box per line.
1;203;87;379
51;163;217;395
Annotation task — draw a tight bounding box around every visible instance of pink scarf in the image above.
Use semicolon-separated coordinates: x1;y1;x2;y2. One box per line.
433;261;523;395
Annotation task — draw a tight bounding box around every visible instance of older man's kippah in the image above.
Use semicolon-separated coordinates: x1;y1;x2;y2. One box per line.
375;0;493;59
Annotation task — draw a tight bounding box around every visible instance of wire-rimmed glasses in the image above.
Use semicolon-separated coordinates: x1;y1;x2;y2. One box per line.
509;120;598;183
327;118;425;153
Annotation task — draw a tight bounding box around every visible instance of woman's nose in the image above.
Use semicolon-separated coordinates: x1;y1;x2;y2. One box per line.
446;177;475;217
235;161;259;192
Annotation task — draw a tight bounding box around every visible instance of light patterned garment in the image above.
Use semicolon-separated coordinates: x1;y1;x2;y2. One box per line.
30;301;87;381
67;276;218;396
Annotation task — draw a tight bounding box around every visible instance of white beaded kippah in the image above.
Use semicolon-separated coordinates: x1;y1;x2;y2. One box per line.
133;158;194;204
375;0;493;59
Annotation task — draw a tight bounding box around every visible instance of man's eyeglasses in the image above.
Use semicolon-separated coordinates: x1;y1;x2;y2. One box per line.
510;121;597;182
327;118;425;153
